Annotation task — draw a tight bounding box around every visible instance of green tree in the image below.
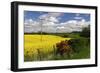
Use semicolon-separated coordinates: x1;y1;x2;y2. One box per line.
80;25;90;37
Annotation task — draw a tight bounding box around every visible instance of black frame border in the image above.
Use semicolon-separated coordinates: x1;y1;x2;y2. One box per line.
11;1;98;72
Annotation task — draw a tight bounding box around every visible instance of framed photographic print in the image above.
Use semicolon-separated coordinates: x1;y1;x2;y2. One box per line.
11;1;97;71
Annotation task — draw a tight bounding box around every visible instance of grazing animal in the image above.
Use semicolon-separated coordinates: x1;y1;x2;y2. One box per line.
56;40;73;58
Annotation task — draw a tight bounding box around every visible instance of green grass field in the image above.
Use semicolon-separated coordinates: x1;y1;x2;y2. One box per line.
24;34;90;61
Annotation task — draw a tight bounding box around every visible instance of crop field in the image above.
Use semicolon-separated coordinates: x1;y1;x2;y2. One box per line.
24;34;71;61
24;34;90;62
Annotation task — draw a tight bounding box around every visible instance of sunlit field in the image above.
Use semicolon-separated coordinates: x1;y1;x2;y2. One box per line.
24;34;90;62
24;34;71;61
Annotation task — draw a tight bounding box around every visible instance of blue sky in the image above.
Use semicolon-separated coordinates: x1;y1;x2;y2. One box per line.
24;11;90;23
24;11;90;33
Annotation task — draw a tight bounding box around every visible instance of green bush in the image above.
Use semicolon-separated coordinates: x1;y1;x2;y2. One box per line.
69;38;90;53
80;25;90;37
61;34;69;37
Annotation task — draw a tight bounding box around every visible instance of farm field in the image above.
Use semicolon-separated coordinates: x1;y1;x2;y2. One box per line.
24;34;90;61
24;34;71;61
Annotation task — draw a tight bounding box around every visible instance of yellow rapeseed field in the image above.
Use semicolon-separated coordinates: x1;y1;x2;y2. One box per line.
24;34;71;60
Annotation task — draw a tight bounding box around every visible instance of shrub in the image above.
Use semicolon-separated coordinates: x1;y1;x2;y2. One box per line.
69;38;90;53
80;25;90;37
62;34;69;37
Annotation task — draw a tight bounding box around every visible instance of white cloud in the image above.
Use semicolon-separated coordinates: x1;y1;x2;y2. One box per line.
48;13;62;17
74;17;82;20
39;12;62;23
81;19;85;22
24;19;42;33
67;20;78;24
57;26;65;29
74;13;83;20
49;16;58;22
76;13;80;17
24;14;90;33
54;19;90;33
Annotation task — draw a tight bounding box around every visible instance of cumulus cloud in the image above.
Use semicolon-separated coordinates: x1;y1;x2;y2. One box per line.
57;19;89;33
39;12;62;23
74;17;83;20
24;19;41;33
24;13;90;33
48;13;63;17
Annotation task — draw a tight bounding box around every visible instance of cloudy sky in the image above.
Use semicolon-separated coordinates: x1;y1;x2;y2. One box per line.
24;11;90;33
